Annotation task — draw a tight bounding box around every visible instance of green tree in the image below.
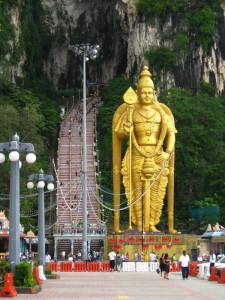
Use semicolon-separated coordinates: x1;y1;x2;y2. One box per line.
144;46;176;83
0;79;60;232
0;103;45;230
20;0;54;76
0;1;15;59
199;81;215;96
136;0;184;23
174;32;190;62
185;5;216;52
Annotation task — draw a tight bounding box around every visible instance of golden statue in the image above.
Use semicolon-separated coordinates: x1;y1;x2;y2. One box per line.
112;66;177;234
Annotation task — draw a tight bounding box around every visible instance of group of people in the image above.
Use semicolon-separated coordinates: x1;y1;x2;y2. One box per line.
134;252;144;262
108;250;129;272
159;251;190;280
67;250;101;262
87;250;103;262
20;250;33;261
108;249;190;279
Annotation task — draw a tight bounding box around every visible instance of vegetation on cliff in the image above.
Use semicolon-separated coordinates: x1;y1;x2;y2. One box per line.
137;0;222;83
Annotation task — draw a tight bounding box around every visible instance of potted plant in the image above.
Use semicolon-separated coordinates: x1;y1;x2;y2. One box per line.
45;267;60;279
14;261;42;294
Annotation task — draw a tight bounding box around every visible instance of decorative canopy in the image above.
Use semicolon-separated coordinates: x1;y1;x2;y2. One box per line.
201;229;225;239
26;229;35;239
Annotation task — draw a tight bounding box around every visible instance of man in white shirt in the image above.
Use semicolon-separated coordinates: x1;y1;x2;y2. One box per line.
45;252;51;263
150;252;156;262
209;251;216;274
108;250;116;272
179;250;190;280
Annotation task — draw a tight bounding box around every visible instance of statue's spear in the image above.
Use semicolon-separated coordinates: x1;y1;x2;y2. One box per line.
123;87;138;230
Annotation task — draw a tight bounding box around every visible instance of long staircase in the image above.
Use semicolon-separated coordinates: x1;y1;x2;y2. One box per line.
54;97;105;259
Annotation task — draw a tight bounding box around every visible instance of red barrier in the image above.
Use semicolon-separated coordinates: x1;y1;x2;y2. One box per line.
208;266;219;281
176;262;181;272
88;262;100;272
0;273;17;297
101;262;110;272
171;262;177;272
218;267;225;284
60;262;73;272
74;262;87;272
32;267;42;285
189;262;199;277
46;262;58;272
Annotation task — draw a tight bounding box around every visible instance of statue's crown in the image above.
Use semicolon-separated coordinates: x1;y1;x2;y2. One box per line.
137;66;154;90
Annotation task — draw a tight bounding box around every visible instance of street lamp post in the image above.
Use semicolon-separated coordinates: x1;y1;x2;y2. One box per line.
69;43;100;261
27;169;54;268
0;133;36;272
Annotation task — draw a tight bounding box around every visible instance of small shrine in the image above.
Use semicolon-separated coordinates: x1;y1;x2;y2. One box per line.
201;222;225;256
0;210;26;258
0;210;9;229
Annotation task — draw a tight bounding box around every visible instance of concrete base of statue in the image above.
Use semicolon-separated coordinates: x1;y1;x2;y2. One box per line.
124;229;165;235
107;233;200;261
124;229;139;235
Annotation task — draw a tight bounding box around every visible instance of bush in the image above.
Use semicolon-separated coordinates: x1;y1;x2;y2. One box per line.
144;46;176;81
136;0;183;23
0;260;10;286
174;32;190;61
14;262;36;287
186;5;216;52
45;268;52;275
199;81;215;96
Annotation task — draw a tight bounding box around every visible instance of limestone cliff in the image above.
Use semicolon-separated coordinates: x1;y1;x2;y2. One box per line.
5;0;225;95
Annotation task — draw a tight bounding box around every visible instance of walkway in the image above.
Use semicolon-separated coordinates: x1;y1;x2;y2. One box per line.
16;271;224;300
55;97;104;257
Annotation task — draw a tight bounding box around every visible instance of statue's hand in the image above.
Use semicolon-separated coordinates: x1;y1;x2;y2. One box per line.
161;152;170;161
155;151;170;164
123;121;133;135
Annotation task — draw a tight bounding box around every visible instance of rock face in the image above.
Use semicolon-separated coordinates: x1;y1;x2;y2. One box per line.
8;0;225;94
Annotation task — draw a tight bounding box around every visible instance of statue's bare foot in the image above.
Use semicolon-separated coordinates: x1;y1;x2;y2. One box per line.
149;225;160;232
168;229;177;234
115;229;124;234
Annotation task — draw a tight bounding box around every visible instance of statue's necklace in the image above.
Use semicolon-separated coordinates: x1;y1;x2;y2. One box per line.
142;112;157;136
143;117;156;136
136;110;157;136
137;109;156;120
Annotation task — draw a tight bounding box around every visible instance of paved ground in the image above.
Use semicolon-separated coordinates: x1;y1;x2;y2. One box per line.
13;271;224;300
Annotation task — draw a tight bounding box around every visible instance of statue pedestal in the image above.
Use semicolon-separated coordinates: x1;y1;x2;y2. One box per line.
124;229;165;235
124;229;139;235
107;233;200;261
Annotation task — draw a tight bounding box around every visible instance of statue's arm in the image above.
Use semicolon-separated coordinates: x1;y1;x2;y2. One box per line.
165;115;177;154
159;103;177;154
165;131;175;154
115;111;130;140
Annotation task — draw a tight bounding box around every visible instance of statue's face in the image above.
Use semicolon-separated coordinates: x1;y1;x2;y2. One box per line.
139;87;155;105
